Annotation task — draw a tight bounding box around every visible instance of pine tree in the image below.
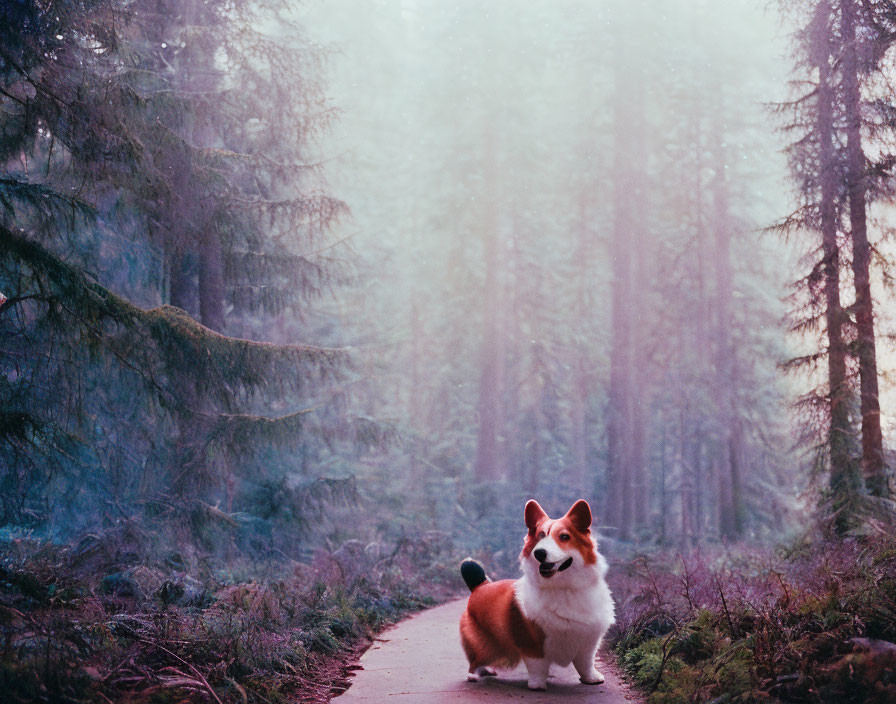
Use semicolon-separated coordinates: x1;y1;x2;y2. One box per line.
839;0;887;499
775;0;896;532
606;6;646;540
0;0;367;552
774;0;860;532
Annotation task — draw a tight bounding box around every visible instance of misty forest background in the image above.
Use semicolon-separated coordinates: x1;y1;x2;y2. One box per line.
2;1;896;703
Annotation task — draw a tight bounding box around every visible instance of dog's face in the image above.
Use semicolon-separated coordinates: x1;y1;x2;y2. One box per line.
520;499;598;581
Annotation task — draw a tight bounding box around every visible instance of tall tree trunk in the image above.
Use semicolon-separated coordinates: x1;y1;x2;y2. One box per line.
816;27;860;518
658;421;668;544
711;455;723;538
679;405;696;548
607;269;631;536
630;168;648;530
841;0;887;498
474;127;506;482
711;111;742;539
607;21;648;538
630;391;647;529
570;195;590;497
678;110;710;541
629;71;649;534
729;419;743;534
691;431;705;535
607;54;634;538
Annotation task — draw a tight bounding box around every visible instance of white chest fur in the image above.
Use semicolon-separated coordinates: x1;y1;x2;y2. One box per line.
514;555;616;667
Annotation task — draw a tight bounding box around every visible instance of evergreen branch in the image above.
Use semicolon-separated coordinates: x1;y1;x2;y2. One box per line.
1;227;347;405
0;177;96;222
207;407;316;451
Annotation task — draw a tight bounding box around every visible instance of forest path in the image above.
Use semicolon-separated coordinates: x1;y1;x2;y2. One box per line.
334;598;641;703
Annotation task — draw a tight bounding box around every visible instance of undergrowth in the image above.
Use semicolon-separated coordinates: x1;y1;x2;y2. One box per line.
0;532;456;703
609;534;896;703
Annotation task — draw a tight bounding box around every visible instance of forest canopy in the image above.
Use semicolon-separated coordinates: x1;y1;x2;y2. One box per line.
3;0;896;559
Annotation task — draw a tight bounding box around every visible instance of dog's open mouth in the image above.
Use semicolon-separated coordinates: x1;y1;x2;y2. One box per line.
538;557;573;578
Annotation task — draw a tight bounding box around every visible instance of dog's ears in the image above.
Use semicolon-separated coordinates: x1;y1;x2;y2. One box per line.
565;499;592;532
524;499;548;532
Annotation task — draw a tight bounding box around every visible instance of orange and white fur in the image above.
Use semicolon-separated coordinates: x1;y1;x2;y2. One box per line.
458;499;615;690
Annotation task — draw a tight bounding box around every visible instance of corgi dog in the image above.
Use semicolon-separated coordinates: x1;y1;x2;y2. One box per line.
458;499;615;690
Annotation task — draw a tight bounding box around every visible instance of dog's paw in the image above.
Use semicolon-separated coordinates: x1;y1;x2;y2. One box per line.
527;680;548;691
468;666;497;682
579;669;605;685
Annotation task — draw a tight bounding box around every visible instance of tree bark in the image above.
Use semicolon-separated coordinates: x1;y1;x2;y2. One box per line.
658;421;668;544
679;405;696;548
691;111;712;540
630;179;648;530
816;24;860;513
607;57;634;538
607;23;648;538
711;111;742;539
841;0;887;498
629;73;649;533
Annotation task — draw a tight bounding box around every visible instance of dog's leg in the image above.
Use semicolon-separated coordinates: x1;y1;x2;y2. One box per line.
573;646;604;685
522;656;550;691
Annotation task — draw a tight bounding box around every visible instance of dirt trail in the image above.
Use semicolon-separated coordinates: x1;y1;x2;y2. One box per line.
334;598;641;703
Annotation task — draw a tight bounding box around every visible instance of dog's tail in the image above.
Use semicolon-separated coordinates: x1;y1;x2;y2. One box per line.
460;558;489;592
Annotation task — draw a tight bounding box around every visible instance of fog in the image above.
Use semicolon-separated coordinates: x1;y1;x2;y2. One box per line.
6;0;895;552
294;0;804;541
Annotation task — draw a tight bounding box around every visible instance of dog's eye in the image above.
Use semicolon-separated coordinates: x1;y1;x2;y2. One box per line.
537;531;546;540
559;534;571;542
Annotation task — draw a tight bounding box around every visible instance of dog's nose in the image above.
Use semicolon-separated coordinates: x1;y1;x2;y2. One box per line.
533;548;547;563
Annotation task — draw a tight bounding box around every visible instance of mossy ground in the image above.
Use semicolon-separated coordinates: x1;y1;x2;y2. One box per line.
610;536;896;703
